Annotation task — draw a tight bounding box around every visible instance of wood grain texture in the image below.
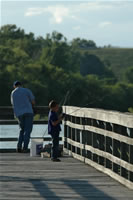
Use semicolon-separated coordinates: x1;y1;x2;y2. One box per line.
63;106;133;128
0;153;133;200
63;121;133;145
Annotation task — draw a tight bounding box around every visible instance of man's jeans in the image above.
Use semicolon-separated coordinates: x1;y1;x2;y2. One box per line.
51;132;59;159
17;113;33;150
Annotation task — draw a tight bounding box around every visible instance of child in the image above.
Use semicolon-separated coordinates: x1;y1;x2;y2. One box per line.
48;100;63;162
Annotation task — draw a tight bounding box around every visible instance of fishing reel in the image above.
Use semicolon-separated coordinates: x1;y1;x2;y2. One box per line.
59;113;66;120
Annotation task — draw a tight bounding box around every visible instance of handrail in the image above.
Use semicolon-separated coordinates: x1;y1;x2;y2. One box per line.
0;106;49;119
62;106;133;190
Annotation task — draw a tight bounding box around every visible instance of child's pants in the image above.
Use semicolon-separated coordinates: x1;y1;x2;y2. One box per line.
51;132;59;159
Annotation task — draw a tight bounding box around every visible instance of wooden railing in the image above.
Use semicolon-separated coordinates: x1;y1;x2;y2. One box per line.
1;105;133;189
0;106;49;120
62;106;133;190
0;106;61;152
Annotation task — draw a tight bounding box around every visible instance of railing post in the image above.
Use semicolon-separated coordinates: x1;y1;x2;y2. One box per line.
92;119;98;163
79;116;86;158
72;127;75;153
86;118;92;160
112;124;121;175
81;117;87;158
120;142;128;178
64;123;67;150
105;122;112;169
129;128;133;181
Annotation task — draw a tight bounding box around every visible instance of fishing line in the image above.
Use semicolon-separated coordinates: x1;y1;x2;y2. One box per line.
64;103;90;116
37;91;108;139
63;94;109;116
59;90;70;107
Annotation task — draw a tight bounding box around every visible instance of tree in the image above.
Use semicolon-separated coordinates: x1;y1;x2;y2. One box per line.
0;24;25;45
40;31;82;73
0;71;13;105
0;46;15;70
71;38;97;49
124;66;133;83
0;23;133;113
80;53;113;78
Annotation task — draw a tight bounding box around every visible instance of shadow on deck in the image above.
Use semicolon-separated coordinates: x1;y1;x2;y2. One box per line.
0;153;133;200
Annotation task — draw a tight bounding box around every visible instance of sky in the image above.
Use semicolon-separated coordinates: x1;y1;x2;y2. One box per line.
1;0;133;47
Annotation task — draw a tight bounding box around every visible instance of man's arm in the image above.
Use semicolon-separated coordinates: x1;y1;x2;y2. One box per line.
27;89;35;106
31;100;35;106
10;93;13;105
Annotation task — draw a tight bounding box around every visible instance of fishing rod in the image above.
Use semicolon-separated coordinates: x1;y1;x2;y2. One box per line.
39;91;109;143
59;90;70;107
39;90;108;138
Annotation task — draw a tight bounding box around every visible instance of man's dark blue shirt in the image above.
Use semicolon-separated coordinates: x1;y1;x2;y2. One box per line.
48;111;61;135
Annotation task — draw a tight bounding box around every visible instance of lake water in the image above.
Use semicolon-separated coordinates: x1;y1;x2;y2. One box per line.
0;124;64;149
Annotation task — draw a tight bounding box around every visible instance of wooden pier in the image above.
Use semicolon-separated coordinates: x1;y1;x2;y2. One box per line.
0;106;133;199
0;152;133;200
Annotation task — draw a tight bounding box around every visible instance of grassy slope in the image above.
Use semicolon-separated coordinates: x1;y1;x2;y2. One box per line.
83;48;133;80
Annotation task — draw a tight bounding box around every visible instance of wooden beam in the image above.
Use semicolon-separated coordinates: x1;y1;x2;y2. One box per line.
64;136;133;172
63;106;133;128
64;120;133;145
64;147;133;190
0;120;48;125
0;106;49;119
0;137;62;142
85;158;133;190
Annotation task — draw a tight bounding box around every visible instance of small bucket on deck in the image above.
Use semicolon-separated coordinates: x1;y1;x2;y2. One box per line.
30;138;43;157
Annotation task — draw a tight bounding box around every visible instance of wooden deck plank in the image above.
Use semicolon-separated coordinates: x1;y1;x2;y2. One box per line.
0;153;133;200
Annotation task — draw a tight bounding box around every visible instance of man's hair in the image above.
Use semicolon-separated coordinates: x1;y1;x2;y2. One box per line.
49;100;58;109
13;81;22;87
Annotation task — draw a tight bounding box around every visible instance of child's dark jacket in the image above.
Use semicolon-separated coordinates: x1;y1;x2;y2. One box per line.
48;110;61;135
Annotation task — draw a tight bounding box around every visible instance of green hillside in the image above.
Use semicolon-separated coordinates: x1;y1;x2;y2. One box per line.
1;24;133;112
84;48;133;81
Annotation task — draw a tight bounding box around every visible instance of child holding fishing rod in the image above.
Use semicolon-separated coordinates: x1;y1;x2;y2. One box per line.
48;100;65;162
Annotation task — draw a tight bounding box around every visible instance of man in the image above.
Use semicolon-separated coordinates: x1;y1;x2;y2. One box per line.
11;81;35;153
